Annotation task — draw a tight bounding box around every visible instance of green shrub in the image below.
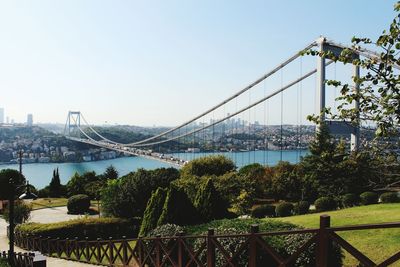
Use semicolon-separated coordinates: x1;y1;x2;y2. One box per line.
360;191;379;205
67;194;90;214
15;217;139;240
187;218;343;267
139;187;168;237
148;224;185;237
275;202;294;217
380;192;400;203
293;201;310;215
341;193;359;207
158;184;199;226
315;197;337;212
180;155;236;177
101;168;179;219
3;201;32;224
251;204;275;218
0;258;10;267
194;178;228;222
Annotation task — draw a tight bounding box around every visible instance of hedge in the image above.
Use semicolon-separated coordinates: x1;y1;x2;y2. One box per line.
293;201;310;215
275;202;294;217
251;204;276;218
341;193;360;208
15;217;139;240
380;192;400;203
315;197;337;212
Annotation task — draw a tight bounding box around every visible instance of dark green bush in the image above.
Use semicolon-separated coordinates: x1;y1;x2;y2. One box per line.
194;178;229;222
15;217;139;240
275;202;294;217
341;193;360;207
251;204;276;218
67;194;90;214
139;187;168;237
157;184;200;226
315;197;337;212
3;201;32;224
360;191;379;205
380;192;400;203
0;258;10;267
187;218;343;267
293;201;310;215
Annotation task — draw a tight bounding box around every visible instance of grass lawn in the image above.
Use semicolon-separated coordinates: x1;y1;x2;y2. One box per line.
272;203;400;266
31;198;100;211
31;198;68;210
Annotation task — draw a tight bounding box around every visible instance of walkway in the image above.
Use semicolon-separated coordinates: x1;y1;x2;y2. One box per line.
0;206;98;267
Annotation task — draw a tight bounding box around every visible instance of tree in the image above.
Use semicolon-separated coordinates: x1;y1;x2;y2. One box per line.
103;165;118;180
307;2;400;137
181;155;236;178
67;171;97;196
48;168;65;197
194;178;228;222
100;168;180;218
0;169;25;200
139;187;168;236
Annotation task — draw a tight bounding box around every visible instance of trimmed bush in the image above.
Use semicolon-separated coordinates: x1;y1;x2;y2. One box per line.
380;192;400;203
67;194;90;214
158;184;199;226
15;217;139;240
275;202;294;217
341;193;360;208
315;197;337;212
251;204;276;218
293;201;310;215
139;187;168;237
194;178;228;222
360;191;379;205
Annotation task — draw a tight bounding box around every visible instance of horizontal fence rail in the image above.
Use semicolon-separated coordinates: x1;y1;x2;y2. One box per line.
14;215;400;267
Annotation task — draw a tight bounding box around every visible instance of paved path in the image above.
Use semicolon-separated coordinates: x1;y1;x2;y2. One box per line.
0;207;98;267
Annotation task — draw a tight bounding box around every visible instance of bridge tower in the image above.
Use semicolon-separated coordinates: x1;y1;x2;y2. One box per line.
316;37;360;152
64;111;81;137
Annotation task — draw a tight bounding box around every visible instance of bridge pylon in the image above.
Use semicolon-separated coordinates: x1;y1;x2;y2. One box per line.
316;37;360;152
64;111;81;137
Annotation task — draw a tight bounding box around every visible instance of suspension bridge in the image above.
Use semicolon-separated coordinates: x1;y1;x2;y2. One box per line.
64;37;392;167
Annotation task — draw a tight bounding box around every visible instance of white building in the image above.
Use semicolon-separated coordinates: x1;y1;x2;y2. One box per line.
0;108;4;124
27;114;33;126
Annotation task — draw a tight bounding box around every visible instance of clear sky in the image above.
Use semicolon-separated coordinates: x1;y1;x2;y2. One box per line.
0;1;396;126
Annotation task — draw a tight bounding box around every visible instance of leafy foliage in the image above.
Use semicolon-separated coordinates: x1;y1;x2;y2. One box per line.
341;193;360;208
251;204;276;218
101;167;179;218
67;194;90;214
139;187;168;237
275;202;294;217
293;201;310;215
15;217;138;239
0;169;26;200
180;155;236;177
194;178;228;222
380;192;400;203
157;184;199;226
314;197;337;212
3;201;32;224
360;191;379;205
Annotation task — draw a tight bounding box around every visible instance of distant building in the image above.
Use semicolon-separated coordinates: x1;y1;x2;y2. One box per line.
0;108;4;124
27;114;33;126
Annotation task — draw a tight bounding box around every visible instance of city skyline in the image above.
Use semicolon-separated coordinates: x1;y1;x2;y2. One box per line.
0;1;396;126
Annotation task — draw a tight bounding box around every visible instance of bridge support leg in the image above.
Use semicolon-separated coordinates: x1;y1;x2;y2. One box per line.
316;37;326;129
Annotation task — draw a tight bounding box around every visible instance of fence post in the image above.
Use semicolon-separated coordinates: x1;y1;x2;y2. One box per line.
96;238;102;264
155;235;161;267
122;236;128;266
249;225;259;267
177;232;184;267
85;237;90;262
74;237;79;260
316;215;331;267
109;237;114;265
207;229;215;267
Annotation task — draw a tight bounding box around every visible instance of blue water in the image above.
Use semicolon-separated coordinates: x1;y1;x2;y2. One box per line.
0;150;307;189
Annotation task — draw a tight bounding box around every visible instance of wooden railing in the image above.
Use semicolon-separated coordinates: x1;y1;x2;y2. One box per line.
0;251;34;267
14;215;400;267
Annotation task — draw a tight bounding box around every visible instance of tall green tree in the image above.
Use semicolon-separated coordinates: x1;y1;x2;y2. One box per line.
0;169;26;200
103;165;118;180
48;168;63;197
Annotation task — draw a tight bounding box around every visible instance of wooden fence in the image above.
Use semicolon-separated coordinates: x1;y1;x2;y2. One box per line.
14;215;400;267
0;251;34;267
